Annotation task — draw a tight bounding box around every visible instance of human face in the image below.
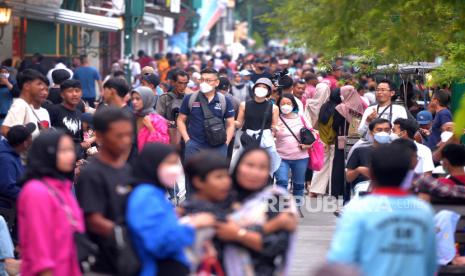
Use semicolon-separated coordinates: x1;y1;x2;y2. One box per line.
392;124;407;139
371;122;392;135
96;120;133;158
236;150;270;191
199;73;219;88
194;169;232;202
279;97;294;108
56;136;76;173
39;84;49;104
102;87;114;104
428;97;439;113
234;74;242;84
25;79;47;104
293;83;306;99
131;93;143;112
375;83;395;104
173;75;189;94
61;87;82;106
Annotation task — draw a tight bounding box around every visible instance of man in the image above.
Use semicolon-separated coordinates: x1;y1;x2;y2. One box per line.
358;79;408;137
328;143;437;276
217;77;240;115
392;118;434;177
140;73;160;105
137;50;153;69
364;80;377;105
426;90;452;150
1;69;50;137
24;53;47;75
324;65;342;90
0;123;35;200
231;72;250;103
303;73;318;105
293;79;307;106
73;55;102;108
250;58;272;83
48;80;86;158
0;66;16;126
415;110;433;145
46;57;73;85
177;68;235;157
76;107;133;274
47;69;71;105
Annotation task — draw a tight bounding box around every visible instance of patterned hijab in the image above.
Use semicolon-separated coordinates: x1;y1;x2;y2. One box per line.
335;85;366;124
305;82;331;127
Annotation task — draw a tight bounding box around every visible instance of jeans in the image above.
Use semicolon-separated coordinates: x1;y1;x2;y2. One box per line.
184;139;228;198
275;158;309;198
0;216;14;276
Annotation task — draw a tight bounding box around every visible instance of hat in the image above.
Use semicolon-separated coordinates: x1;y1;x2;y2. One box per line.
217;77;231;91
239;69;251;76
141;66;155;76
6;123;36;147
416;110;433;125
253;77;273;91
142;73;160;87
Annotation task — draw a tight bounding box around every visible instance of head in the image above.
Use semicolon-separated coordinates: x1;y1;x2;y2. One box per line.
52;69;71;86
293;79;306;99
253;78;273;99
331;66;343;79
430;90;450;112
369;118;392;145
172;70;189;94
141;66;155;76
24;130;76;182
137;50;146;58
32;53;43;64
304;73;318;86
391;138;418;170
416;110;433;130
17;69;48;104
131;86;156;117
132;143;181;189
60;80;82;107
217;77;231;95
199;68;219;94
392;118;418;140
370;143;411;187
376;79;396;105
232;148;271;201
79;55;88;65
278;75;294;93
185;151;231;202
254;58;267;72
141;73;160;92
93;107;133;158
278;93;299;115
0;66;9;79
113;70;126;79
441;144;465;174
102;78;130;105
6;123;35;153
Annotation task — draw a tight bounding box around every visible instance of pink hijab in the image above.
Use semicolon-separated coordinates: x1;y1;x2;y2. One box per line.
335;85;366;124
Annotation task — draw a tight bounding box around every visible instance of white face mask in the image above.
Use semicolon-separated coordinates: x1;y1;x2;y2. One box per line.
374;131;391;144
0;73;9;79
390;133;400;141
158;165;183;189
280;104;293;115
441;131;454;143
254;87;268;98
199;82;213;94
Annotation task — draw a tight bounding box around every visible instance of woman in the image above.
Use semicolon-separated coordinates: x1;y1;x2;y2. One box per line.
131;86;169;151
332;85;366;201
305;82;331;129
233;78;281;174
309;89;342;196
216;148;297;276
18;130;84;276
126;143;215;276
275;94;312;205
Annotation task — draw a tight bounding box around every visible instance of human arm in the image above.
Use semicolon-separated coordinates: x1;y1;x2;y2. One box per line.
225;117;235;145
271;104;279;132
0;76;13;90
215;220;263;252
177;96;191;142
345;149;368;183
358;107;373;136
234;102;245;129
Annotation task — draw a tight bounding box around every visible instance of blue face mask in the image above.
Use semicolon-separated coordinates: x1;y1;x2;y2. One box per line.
156;86;164;96
374;132;391;144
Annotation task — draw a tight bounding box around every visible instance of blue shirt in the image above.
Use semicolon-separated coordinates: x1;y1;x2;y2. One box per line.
126;184;195;276
327;189;437;276
179;92;235;145
0;138;23;199
0;79;16;124
427;109;452;149
73;66;100;98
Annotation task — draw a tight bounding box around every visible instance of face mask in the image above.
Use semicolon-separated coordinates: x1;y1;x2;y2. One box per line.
156;86;164;96
374;132;391;144
441;131;453;143
280;104;293;115
258;66;266;71
158;165;183;188
390;133;400;141
200;82;213;94
254;87;268;98
1;73;9;79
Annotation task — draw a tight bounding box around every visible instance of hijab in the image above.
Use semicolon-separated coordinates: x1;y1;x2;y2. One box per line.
131;143;177;187
319;88;342;125
306;82;330;126
21;130;74;184
231;147;271;202
335;85;366;124
132;86;156;117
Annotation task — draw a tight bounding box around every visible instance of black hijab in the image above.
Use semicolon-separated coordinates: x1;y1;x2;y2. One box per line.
21;130;74;184
318;88;342;125
231;147;271;202
132;143;177;187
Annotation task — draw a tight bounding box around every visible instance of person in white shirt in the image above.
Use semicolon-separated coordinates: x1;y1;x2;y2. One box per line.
46;58;73;85
358;79;408;137
1;69;50;138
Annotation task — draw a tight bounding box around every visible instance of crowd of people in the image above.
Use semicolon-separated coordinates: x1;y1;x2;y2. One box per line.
0;49;463;276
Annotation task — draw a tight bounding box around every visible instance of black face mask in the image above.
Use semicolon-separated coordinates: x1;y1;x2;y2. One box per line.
258;66;266;71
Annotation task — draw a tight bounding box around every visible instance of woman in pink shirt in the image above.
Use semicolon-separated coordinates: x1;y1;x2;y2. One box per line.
18;130;84;276
275;94;312;213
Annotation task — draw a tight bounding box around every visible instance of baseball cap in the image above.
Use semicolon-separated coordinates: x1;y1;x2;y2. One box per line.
217;77;231;91
142;73;160;87
416;110;433;125
141;66;155;76
6;123;36;147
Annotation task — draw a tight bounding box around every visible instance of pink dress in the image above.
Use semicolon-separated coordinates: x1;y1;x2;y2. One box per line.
18;177;84;276
138;113;170;151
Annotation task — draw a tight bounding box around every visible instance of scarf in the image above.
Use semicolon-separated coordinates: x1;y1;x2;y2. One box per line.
335;85;366;124
305;82;330;127
132;86;156;117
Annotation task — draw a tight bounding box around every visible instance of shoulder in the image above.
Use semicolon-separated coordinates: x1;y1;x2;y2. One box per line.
20;179;50;199
130;184;163;204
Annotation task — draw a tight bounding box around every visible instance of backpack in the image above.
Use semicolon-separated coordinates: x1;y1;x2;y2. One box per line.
188;92;227;116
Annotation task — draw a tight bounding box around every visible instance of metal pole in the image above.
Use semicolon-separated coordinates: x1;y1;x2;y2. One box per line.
124;0;133;85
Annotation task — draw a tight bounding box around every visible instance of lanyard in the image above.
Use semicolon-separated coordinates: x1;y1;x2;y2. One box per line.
377;104;393;121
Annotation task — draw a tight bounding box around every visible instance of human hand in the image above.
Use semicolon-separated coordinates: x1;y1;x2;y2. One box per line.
215;220;242;241
189;213;216;229
276;212;298;232
366;109;378;123
142;115;155;132
81;141;91;149
357;166;370;178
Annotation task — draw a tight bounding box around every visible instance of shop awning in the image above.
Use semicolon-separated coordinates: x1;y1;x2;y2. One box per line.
5;0;123;32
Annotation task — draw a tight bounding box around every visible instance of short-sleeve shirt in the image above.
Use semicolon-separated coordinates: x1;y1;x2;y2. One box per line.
426;109;452;149
49;104;83;143
2;98;50;137
73;66;100;99
179;92;235;145
414;141;434;174
346;146;373;185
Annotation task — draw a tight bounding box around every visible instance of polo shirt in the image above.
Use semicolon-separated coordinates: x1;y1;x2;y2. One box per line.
179;92;235;145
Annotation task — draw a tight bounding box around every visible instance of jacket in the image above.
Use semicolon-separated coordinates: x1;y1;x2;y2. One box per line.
0;138;23;199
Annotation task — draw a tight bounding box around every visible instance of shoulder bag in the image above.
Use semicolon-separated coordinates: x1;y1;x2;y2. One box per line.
198;93;227;146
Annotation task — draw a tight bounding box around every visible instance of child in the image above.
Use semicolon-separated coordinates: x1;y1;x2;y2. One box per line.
81;113;98;156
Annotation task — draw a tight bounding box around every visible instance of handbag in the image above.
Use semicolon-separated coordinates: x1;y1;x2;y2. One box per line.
240;101;272;148
299;117;324;171
114;225;141;276
41;180;99;271
279;115;316;146
198;93;227;146
337;120;347;150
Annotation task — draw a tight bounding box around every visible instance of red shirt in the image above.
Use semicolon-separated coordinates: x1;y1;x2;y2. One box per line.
438;175;465;186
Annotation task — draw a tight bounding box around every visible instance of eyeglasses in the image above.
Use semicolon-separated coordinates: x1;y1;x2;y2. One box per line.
200;78;218;83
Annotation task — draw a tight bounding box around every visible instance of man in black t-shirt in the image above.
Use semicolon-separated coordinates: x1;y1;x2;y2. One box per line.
250;58;273;83
75;107;133;274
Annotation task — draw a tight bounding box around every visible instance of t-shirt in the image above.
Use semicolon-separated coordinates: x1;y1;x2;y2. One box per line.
73;66;100;99
179;93;235;145
414;141;435;174
346;146;373;185
75;157;132;273
49;104;83;143
2;98;50;137
438;175;465;187
426;109;452;149
275;116;309;160
47;87;62;105
358;104;408;136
